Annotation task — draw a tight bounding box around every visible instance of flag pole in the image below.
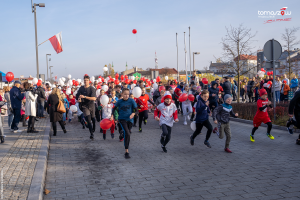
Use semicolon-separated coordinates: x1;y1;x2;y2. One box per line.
38;39;49;46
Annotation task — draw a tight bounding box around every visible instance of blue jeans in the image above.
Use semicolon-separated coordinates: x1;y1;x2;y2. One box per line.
8;114;14;128
38;101;45;117
11;108;21;130
275;91;280;103
63;113;66;122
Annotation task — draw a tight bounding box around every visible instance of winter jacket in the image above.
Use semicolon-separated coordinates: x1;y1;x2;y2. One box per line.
25;91;38;117
222;81;232;95
274;81;282;91
155;96;163;106
194;96;210;123
154;102;178;127
10;86;25;109
153;89;160;102
290;78;299;88
212;103;236;124
247;81;255;95
4;92;12;115
189;76;199;85
289;88;300;114
282;78;290;86
98;103;118;120
281;84;290;95
208;81;219;103
37;86;46;103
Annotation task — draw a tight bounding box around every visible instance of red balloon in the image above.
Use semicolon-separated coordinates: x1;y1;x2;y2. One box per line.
178;93;188;102
74;81;79;86
156;76;161;82
115;73;119;79
37;80;42;86
97;85;102;89
132;29;137;34
174;79;178;84
161;96;165;103
125;75;128;79
202;78;208;85
120;75;124;80
145;79;149;82
100;119;113;130
108;76;111;79
133;80;137;84
159;86;165;92
188;94;195;102
98;76;102;79
115;79;120;85
110;78;114;82
267;72;270;76
5;72;14;82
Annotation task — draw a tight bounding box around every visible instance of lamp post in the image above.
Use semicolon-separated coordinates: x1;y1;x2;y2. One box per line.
46;54;51;81
193;52;200;71
49;66;53;82
32;2;45;79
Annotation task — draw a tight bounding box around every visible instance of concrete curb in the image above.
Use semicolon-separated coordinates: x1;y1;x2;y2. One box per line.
27;120;51;200
230;117;300;133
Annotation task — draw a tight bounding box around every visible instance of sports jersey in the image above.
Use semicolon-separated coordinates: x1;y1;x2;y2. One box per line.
136;94;150;112
154;102;178;127
253;98;271;127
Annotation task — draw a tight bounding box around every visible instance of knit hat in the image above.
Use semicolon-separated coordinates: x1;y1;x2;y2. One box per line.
14;80;21;84
224;94;232;102
259;89;267;97
164;91;172;99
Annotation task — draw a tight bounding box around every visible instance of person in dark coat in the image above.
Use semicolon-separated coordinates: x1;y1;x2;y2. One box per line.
37;84;46;118
48;88;66;136
10;81;25;132
247;78;255;103
208;81;219;111
222;77;232;96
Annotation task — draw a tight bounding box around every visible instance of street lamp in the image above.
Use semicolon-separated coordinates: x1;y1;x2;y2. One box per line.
31;1;45;79
46;54;51;81
193;52;200;71
49;66;53;82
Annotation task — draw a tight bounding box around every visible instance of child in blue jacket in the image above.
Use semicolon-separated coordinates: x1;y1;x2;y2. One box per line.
190;90;213;148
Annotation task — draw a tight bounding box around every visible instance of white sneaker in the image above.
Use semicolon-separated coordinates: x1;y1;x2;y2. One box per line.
14;130;23;133
183;121;187;125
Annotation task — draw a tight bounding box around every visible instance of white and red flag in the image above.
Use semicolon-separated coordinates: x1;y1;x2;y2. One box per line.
49;32;63;54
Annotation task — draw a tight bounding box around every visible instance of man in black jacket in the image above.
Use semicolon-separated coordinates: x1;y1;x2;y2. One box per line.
37;83;46;118
10;81;25;133
222;77;232;96
287;88;300;144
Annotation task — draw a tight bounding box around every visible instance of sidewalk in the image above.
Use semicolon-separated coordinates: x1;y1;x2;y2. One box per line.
0;117;49;200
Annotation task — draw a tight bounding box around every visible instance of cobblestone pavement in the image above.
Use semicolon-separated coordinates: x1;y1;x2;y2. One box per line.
0;117;47;200
44;114;300;200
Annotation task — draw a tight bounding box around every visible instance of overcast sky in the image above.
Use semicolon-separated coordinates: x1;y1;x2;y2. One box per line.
0;0;299;80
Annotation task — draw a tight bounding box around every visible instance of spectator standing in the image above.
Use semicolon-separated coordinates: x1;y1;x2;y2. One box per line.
274;76;282;103
10;81;25;133
4;86;13;128
290;75;299;95
282;74;290;86
24;82;39;133
189;70;199;85
37;83;46;118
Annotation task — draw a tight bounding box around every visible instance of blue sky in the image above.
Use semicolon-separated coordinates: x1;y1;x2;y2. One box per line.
0;0;299;79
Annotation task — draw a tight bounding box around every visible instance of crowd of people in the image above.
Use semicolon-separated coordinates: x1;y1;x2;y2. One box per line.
0;70;299;159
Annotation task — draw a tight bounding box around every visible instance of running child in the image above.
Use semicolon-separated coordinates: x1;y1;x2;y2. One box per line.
250;89;274;142
154;92;179;153
182;84;193;125
99;95;118;140
111;88;138;159
212;94;238;153
136;87;155;132
190;90;213;148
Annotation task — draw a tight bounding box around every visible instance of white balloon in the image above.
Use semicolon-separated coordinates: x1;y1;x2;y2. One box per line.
190;121;196;131
66;88;71;95
153;83;158;89
132;87;142;98
153;79;157;83
103;67;108;72
39;78;42;81
96;89;101;97
90;76;95;82
131;84;136;90
77;79;81;83
102;85;108;92
70;105;77;112
100;95;109;106
32;78;38;85
165;76;168;80
68;74;71;79
61;77;66;82
68;80;73;86
98;78;102;82
73;91;77;97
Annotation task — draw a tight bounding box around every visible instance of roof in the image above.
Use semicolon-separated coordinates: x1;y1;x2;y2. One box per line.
150;68;178;74
209;63;229;68
234;54;257;61
127;71;151;76
279;50;299;60
289;53;300;62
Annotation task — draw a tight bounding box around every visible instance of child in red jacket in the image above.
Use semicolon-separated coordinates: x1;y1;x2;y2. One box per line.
250;89;274;142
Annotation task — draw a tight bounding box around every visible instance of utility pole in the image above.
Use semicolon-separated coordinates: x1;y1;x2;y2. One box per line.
46;54;51;81
184;32;187;83
176;33;179;81
189;27;191;76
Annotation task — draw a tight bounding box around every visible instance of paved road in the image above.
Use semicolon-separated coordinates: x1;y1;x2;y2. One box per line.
44;113;300;200
0;117;47;200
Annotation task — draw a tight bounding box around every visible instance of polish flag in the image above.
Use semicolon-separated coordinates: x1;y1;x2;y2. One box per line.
49;32;63;54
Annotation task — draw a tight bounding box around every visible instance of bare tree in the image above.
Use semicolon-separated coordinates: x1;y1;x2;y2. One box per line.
281;27;300;80
221;24;257;103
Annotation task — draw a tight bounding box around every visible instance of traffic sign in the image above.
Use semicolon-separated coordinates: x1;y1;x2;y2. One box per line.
265;62;280;69
263;39;282;61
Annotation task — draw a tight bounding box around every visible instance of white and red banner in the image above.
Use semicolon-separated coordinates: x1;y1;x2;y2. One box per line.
49;32;63;54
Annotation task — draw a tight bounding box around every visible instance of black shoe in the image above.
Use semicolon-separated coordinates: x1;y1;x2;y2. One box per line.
139;128;142;132
92;129;95;133
63;129;67;134
144;120;147;125
31;129;39;133
27;128;31;133
190;135;194;146
53;133;56;136
125;152;131;159
23;124;27;127
296;139;300;145
82;125;85;129
0;136;5;143
103;134;106;140
204;140;211;148
35;119;39;121
90;136;94;140
111;134;114;139
160;136;165;145
162;146;167;153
